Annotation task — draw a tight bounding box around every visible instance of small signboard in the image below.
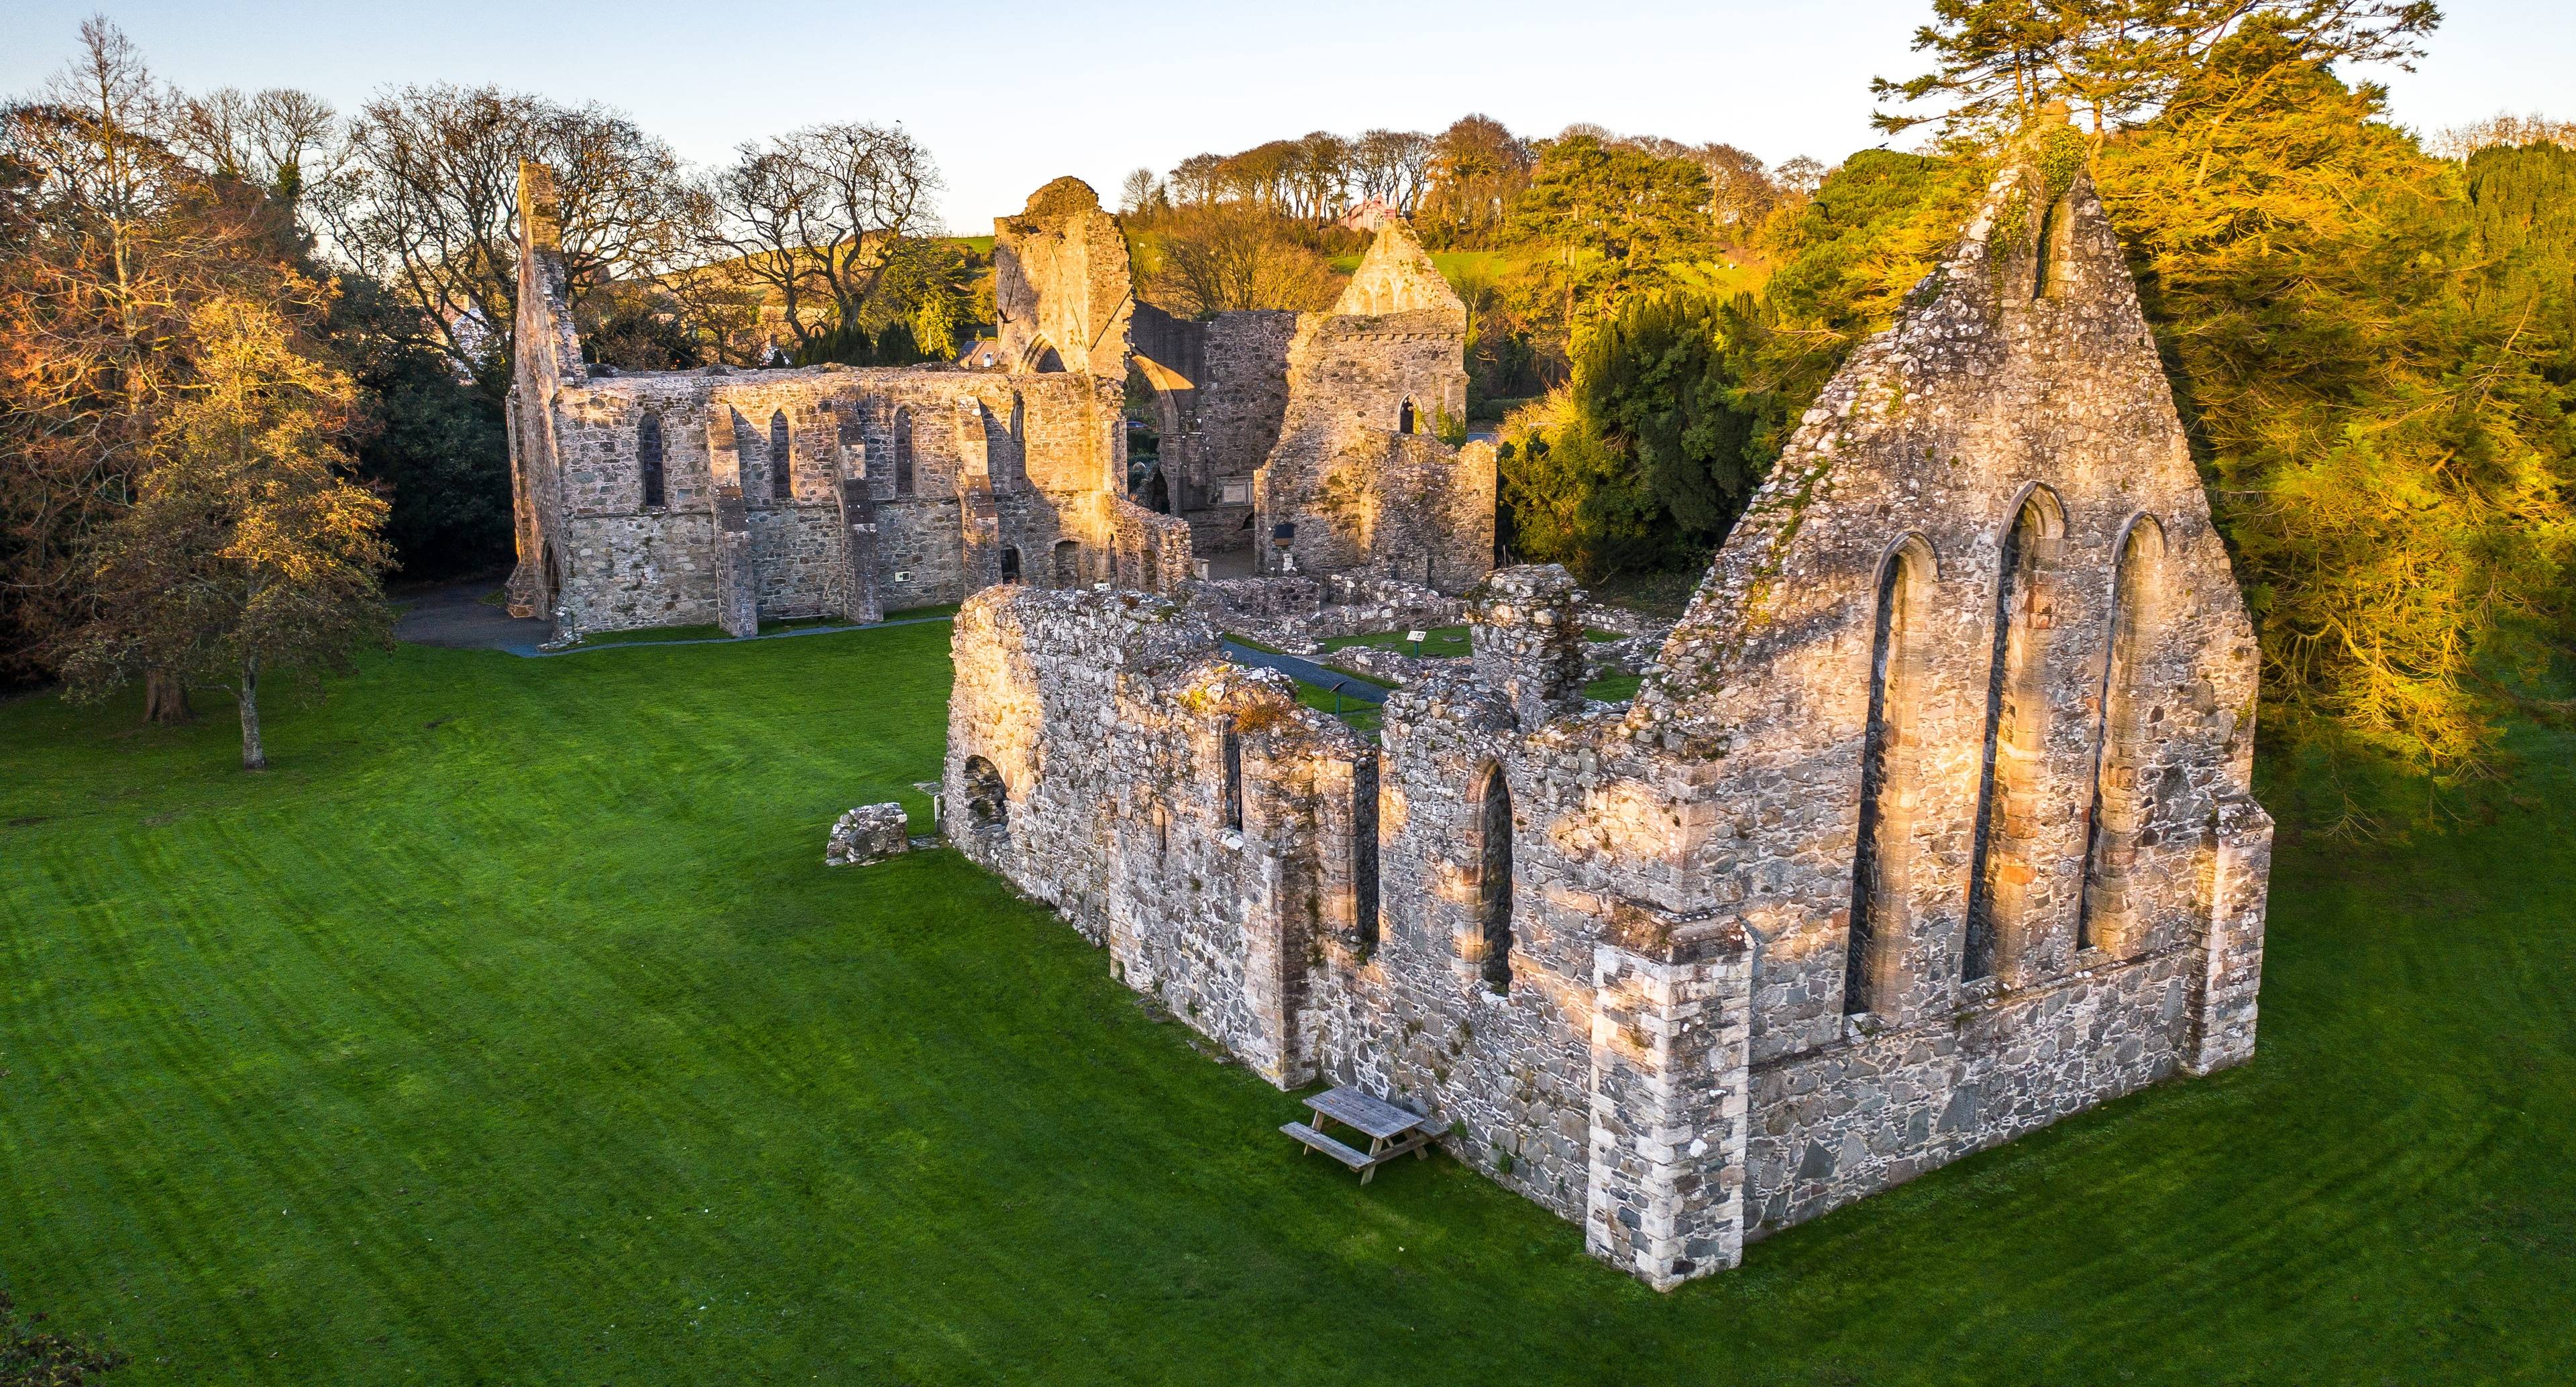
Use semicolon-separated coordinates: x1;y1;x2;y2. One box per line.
1406;630;1427;644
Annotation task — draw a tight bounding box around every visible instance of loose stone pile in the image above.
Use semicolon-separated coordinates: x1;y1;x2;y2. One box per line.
824;803;910;867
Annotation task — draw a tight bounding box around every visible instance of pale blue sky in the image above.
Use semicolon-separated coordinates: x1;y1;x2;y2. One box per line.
6;1;2571;231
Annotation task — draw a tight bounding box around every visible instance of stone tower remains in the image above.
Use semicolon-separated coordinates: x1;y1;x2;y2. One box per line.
943;127;2273;1288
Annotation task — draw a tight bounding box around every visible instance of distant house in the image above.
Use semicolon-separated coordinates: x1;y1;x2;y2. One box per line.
955;339;1006;371
1335;196;1399;232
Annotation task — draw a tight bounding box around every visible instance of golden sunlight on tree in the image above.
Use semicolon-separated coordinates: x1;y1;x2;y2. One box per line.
59;295;392;771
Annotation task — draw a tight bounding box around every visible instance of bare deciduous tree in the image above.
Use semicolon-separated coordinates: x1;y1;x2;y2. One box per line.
1118;166;1162;216
314;85;695;394
696;121;941;362
171;87;335;200
1354;129;1434;213
1146;203;1336;315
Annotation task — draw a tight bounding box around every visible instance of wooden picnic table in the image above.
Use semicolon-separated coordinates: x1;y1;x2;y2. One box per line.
1281;1087;1446;1184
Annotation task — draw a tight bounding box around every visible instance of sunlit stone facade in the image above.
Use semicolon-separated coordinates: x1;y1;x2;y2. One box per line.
943;129;2272;1289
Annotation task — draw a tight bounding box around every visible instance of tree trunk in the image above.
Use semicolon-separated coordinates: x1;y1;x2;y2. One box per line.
238;656;268;771
144;667;193;724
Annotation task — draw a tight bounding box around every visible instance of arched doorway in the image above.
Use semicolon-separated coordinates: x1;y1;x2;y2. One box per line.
999;546;1022;584
962;757;1008;834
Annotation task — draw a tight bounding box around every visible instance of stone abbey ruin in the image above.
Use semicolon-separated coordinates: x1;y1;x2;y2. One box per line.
502;168;1493;636
507;131;2273;1288
940;133;2272;1288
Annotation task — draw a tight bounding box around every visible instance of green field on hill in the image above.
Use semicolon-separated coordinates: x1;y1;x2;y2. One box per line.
3;626;2571;1384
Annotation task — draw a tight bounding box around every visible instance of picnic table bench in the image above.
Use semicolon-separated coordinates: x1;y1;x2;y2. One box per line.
1281;1087;1446;1184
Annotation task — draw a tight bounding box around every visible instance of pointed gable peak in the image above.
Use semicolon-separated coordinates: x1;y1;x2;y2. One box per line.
1333;219;1462;317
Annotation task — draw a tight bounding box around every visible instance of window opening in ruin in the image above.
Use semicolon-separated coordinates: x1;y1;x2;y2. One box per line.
1965;488;2064;982
963;757;1008;833
2078;516;2165;954
1475;764;1514;993
1053;539;1079;588
1354;757;1381;952
1399;398;1416;435
2033;191;2074;300
637;413;665;509
1222;732;1244;831
1152;801;1169;858
893;407;914;496
1847;537;1930;1015
1009;392;1024;442
769;410;792;501
1000;546;1022;584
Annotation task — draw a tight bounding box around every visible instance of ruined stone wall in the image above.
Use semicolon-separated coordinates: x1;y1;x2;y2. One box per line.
503;160;587;620
994;177;1134;378
1186;311;1299;518
943;578;1754;1283
943;589;1366;1083
931;124;2270;1291
1249;224;1485;592
1617;139;2270;1233
527;362;1122;634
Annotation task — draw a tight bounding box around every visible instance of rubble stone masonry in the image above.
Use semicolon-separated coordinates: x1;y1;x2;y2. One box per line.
508;169;1496;638
943;121;2270;1289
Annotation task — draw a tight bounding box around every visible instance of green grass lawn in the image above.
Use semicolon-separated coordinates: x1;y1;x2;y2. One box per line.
1324;626;1472;660
4;628;2573;1384
1320;626;1621;662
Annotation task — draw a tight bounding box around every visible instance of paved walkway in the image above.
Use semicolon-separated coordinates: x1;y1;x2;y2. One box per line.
392;579;951;659
1220;639;1388;705
393;580;551;653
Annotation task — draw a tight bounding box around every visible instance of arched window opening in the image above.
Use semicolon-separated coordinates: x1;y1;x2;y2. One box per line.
962;757;1008;833
1474;765;1514;993
769;410;792;501
999;546;1022;584
1965;488;2066;982
1846;537;1933;1016
1221;732;1244;831
1152;801;1169;858
2078;517;2166;954
1008;392;1025;441
1398;398;1416;435
637;412;665;509
1353;757;1381;951
2033;188;2076;299
1053;538;1079;588
892;407;915;496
